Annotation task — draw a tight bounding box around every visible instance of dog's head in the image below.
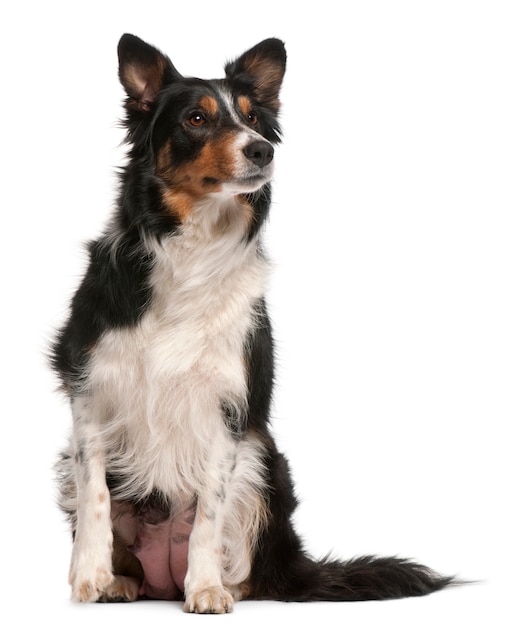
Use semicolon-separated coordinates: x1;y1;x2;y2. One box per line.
118;35;286;222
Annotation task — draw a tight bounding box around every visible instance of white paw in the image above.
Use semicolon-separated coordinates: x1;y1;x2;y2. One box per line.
69;545;114;602
69;565;113;602
184;585;234;614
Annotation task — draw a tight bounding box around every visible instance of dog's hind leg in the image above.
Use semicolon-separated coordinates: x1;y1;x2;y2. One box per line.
97;528;142;602
68;395;115;602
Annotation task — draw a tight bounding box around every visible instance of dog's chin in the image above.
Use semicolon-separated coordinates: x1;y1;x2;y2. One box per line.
223;174;272;195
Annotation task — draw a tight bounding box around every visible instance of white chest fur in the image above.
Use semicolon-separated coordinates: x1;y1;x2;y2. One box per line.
87;207;269;502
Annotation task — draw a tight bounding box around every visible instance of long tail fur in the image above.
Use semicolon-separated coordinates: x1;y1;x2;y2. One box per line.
251;550;454;602
266;554;453;601
249;444;455;601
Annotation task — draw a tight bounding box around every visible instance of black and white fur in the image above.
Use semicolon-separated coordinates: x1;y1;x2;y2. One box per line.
52;34;454;613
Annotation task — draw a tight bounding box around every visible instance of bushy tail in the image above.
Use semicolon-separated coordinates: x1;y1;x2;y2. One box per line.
304;554;453;601
250;446;455;602
251;552;454;602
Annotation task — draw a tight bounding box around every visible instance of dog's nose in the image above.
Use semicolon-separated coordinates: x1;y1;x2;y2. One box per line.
243;140;274;168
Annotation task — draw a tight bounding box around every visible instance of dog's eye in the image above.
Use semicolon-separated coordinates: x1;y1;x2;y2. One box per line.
248;111;258;125
189;113;206;127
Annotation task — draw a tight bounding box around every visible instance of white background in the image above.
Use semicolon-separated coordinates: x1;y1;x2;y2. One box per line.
1;1;520;623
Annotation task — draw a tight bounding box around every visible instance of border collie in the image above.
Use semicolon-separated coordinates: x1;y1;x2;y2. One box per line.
51;34;454;613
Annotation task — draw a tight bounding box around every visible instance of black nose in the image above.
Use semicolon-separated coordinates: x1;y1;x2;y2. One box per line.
243;140;274;168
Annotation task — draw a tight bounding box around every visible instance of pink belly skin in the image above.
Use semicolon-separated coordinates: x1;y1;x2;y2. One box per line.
113;502;194;600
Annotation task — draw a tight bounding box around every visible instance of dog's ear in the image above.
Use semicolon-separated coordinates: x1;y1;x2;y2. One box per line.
225;38;286;110
118;34;181;112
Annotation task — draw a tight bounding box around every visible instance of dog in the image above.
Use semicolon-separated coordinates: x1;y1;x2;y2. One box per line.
51;34;454;613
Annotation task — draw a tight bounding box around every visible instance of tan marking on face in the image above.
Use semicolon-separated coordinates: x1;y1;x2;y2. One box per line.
198;95;219;117
193;137;237;182
238;95;252;118
157;133;242;220
156;138;175;181
161;189;197;221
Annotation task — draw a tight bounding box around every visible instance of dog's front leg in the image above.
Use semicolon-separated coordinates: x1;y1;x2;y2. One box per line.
68;396;114;602
183;442;236;614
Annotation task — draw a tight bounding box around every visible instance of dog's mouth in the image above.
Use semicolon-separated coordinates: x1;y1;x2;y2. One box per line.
228;160;275;193
201;173;270;194
220;175;271;196
237;173;271;187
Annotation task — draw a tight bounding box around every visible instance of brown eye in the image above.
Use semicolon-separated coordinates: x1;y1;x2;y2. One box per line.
189;113;206;126
248;111;258;125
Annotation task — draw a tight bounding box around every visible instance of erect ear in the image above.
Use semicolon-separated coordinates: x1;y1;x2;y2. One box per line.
225;38;286;110
118;34;182;112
